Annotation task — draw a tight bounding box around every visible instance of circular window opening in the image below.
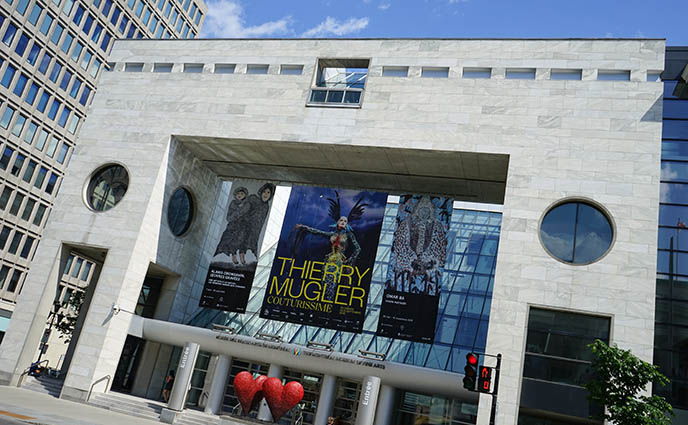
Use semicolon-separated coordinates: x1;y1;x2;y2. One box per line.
86;164;129;212
540;201;614;264
167;187;194;236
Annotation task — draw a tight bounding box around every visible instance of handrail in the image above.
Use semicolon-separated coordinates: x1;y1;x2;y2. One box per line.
199;390;210;407
18;359;49;386
87;374;111;402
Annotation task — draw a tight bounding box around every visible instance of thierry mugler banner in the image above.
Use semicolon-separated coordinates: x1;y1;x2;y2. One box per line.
376;195;453;343
199;180;276;312
260;185;388;333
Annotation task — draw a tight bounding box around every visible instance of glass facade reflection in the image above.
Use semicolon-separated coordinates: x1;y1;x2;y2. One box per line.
655;48;688;412
188;202;501;374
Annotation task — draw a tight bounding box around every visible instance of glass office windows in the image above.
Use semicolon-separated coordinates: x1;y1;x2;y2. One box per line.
13;73;27;97
69;78;81;98
0;191;9;211
38;51;52;74
0;147;13;169
28;4;43;25
37;91;50;112
71;41;83;62
22;160;37;183
83;14;94;34
2;23;17;46
79;86;91;106
90;58;102;78
49;61;62;82
45;173;58;194
57;144;69;164
34;166;47;189
21;198;35;221
72;4;84;25
110;6;121;25
48;99;61;120
40;14;54;35
119;15;129;34
154;63;173;72
100;32;111;52
60;32;73;53
10;153;25;177
20;236;34;259
1;64;16;88
23;121;37;144
91;23;103;43
62;0;74;15
102;0;113;17
0;105;14;128
50;23;64;45
11;113;26;137
16;0;29;14
15;33;29;56
27;42;40;65
33;204;47;226
58;106;70;127
59;69;72;90
9;192;24;215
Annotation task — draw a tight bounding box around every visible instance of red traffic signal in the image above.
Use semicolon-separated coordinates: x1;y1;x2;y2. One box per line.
463;353;479;390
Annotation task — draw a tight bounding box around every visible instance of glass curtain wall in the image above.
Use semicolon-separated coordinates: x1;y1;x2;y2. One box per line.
187;202;501;374
655;48;688;413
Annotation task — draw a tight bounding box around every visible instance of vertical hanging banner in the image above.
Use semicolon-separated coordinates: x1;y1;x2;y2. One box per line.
260;186;388;333
376;195;453;343
199;180;277;312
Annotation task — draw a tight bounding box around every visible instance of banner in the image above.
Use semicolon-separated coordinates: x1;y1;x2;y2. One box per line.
260;186;388;333
199;180;277;312
376;195;453;343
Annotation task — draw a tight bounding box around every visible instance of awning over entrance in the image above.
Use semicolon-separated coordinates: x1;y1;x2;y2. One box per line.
177;136;509;204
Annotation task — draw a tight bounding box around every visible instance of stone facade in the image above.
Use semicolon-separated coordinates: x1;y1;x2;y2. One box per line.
0;38;664;424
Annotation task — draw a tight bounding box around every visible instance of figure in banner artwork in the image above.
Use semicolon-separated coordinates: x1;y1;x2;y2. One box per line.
214;183;276;266
386;195;450;296
293;191;365;300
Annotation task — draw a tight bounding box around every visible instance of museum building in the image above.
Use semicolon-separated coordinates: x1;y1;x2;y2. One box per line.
0;38;670;425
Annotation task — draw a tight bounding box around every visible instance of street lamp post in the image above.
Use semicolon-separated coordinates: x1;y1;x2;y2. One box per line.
35;300;64;365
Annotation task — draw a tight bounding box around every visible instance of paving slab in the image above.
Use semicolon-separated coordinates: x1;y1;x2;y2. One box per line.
0;387;160;425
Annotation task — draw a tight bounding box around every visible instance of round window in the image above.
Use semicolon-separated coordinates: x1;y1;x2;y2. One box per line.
86;164;129;212
540;201;614;264
167;187;194;236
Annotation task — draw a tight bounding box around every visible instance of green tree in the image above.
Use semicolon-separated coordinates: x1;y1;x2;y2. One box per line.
54;290;85;344
586;339;673;425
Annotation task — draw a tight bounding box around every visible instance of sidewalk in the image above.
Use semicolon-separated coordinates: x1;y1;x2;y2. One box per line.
0;386;160;425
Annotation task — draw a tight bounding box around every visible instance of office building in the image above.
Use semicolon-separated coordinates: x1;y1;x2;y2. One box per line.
0;0;207;346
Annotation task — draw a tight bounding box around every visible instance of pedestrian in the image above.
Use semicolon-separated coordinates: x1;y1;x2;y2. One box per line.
162;370;175;402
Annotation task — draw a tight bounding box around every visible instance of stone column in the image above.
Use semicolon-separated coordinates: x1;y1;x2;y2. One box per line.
373;385;396;425
204;354;231;415
313;374;337;425
160;342;200;423
257;363;284;421
355;376;381;425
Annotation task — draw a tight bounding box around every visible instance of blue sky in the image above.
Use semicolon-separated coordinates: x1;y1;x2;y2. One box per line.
200;0;687;45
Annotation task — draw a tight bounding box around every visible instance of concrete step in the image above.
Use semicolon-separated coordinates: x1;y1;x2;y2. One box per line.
176;409;222;425
21;375;64;398
89;392;164;421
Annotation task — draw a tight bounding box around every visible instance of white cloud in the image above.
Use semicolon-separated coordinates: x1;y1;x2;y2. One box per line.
378;1;391;10
201;0;292;38
302;16;369;37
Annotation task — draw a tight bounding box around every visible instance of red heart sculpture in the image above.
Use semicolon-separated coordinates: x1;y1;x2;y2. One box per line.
262;377;304;422
233;372;267;415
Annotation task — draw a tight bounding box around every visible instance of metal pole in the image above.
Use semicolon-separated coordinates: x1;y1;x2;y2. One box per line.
489;354;501;425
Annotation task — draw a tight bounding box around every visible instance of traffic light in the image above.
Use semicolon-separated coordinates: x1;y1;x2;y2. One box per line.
478;366;493;393
463;353;478;390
